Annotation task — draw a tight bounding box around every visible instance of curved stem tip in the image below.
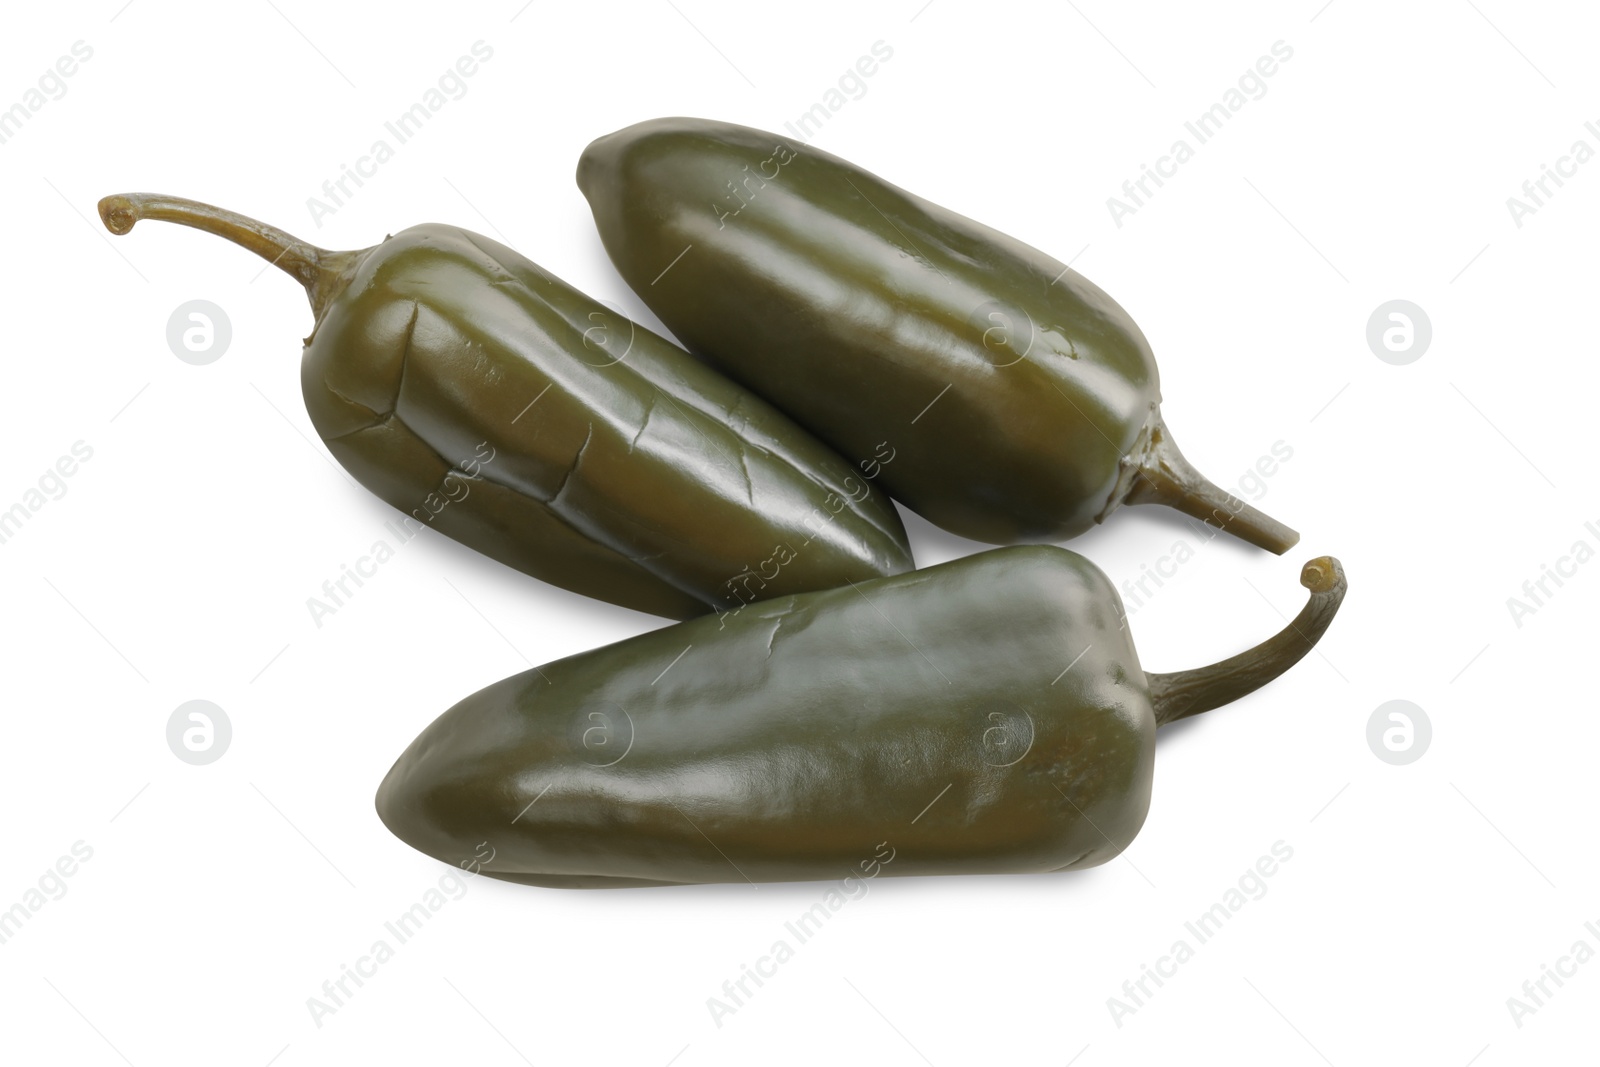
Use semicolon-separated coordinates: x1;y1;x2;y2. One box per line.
1125;416;1301;555
1148;556;1346;726
97;192;356;318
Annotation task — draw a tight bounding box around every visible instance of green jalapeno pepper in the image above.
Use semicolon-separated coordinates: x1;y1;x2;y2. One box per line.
98;193;913;619
376;546;1345;887
577;117;1299;554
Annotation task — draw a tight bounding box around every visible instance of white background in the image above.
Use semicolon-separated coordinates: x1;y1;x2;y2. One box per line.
2;1;1595;1063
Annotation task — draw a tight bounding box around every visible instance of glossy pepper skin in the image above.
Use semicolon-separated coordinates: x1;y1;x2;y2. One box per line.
578;117;1299;553
98;193;912;620
377;547;1345;888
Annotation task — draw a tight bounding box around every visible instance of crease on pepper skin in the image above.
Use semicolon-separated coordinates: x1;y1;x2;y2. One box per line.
548;424;597;507
626;397;658;455
735;441;756;509
96;191;914;619
318;301;422;440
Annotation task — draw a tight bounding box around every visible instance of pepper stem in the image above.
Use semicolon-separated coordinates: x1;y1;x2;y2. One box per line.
97;192;356;318
1124;415;1300;555
1148;556;1346;726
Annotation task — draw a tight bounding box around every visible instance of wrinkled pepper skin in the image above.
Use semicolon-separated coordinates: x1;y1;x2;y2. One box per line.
578;118;1299;554
98;194;912;620
377;547;1346;888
